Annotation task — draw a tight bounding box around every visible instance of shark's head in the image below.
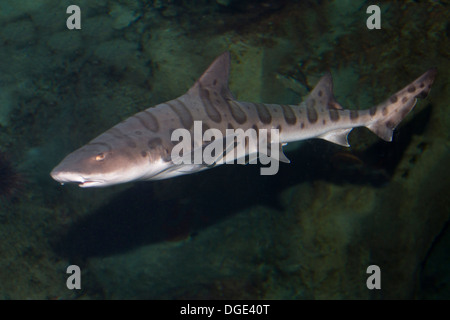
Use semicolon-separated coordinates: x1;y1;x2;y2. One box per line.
50;134;170;187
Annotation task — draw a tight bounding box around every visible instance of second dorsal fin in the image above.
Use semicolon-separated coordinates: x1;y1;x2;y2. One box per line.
304;73;343;110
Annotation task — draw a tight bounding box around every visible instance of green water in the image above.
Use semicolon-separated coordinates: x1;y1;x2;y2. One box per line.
0;0;448;299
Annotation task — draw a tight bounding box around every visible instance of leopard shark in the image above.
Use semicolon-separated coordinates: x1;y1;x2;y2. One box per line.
50;52;436;187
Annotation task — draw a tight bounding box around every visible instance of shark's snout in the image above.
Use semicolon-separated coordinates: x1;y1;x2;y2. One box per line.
50;168;83;185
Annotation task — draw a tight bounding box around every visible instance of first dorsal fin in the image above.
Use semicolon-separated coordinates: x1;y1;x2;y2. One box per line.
304;73;343;110
189;51;235;100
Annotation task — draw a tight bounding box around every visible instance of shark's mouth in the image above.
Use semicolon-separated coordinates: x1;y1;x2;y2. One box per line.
50;170;104;187
78;181;94;187
78;180;104;188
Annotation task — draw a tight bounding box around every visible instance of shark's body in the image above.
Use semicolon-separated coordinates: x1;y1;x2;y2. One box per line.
51;52;436;187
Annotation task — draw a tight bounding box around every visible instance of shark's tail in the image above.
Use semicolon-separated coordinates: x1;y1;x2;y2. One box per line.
366;68;437;141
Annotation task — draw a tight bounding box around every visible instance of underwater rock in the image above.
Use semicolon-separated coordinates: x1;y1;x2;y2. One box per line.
0;0;447;300
83;15;116;42
109;3;140;30
0;20;35;46
0;1;49;23
217;0;232;6
0;89;14;127
93;39;138;66
420;224;450;299
84;132;448;299
47;31;82;53
87;204;279;299
0;151;23;200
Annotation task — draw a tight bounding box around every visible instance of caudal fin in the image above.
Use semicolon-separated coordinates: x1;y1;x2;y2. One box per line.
366;68;437;141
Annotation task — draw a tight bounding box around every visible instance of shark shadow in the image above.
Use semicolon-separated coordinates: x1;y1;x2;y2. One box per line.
53;103;432;260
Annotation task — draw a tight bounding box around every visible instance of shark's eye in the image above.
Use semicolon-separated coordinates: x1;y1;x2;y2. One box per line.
95;153;106;161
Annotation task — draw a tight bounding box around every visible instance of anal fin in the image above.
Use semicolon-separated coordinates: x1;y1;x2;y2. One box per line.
260;143;291;163
276;144;291;163
236;144;291;165
318;128;352;147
